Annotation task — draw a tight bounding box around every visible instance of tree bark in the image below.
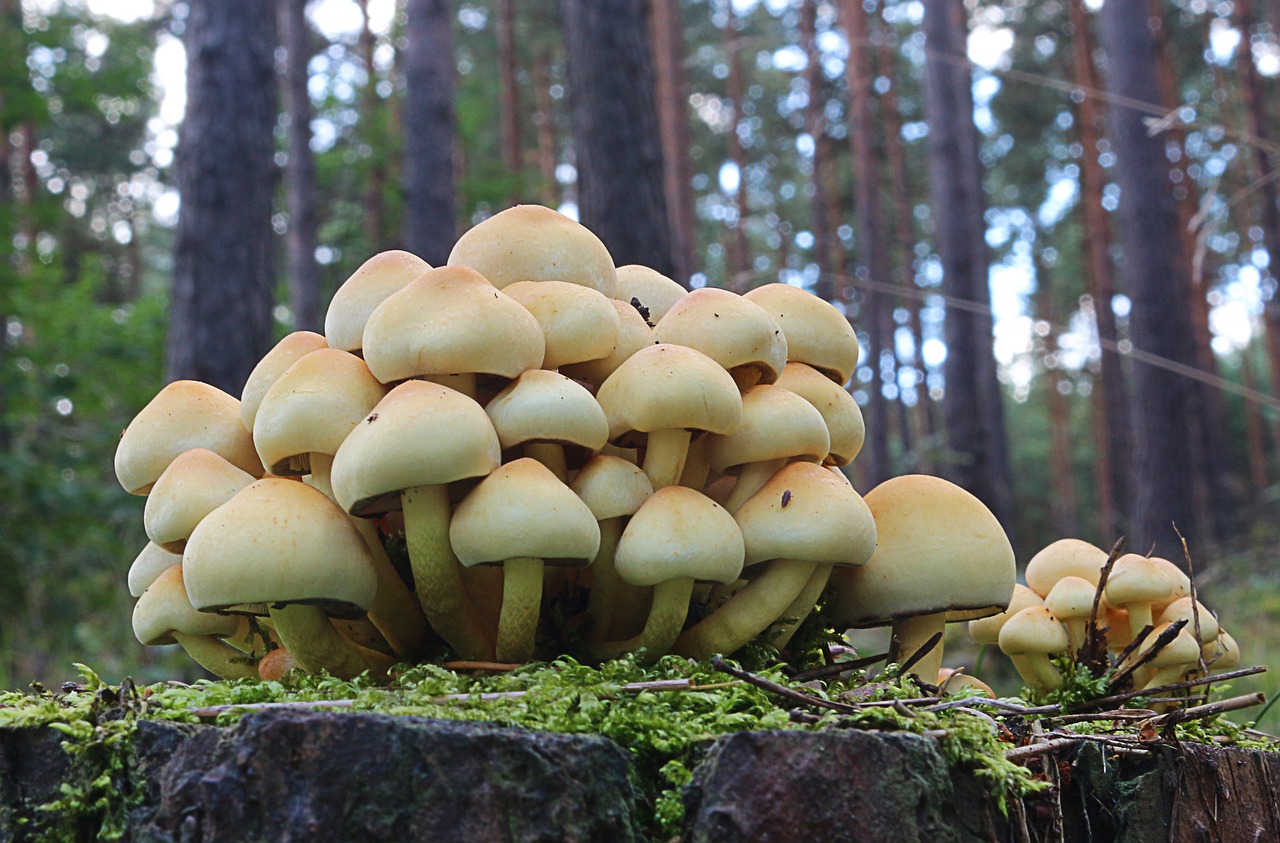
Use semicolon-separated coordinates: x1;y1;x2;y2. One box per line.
1097;0;1199;556
800;0;835;303
922;0;1015;531
496;0;523;204
358;0;389;252
531;47;561;209
281;0;322;333
562;0;673;275
1036;251;1080;537
724;0;751;290
649;0;696;287
403;0;457;265
167;0;277;396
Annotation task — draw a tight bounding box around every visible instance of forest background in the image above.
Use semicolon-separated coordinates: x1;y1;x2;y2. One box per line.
3;0;1279;723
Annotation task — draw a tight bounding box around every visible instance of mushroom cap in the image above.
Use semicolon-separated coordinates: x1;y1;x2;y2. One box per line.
559;298;654;387
968;583;1043;645
831;474;1016;627
1024;538;1109;597
325;250;432;353
144;448;257;553
734;461;876;569
447;204;618;297
240;331;328;431
596;344;742;445
253;348;387;474
362;265;545;384
1043;575;1101;621
937;669;996;698
570;454;654;521
706;384;830;474
613;486;745;587
774;362;864;466
183;478;378;618
128;542;184;598
330;380;501;516
1140;622;1203;669
1203;629;1240;670
615;265;687;324
651;288;788;385
503;280;621;369
115;380;263;496
998;606;1069;657
742;283;859;384
484;369;609;454
450;458;601;568
1105;554;1174;608
1149;556;1192;611
1155;597;1219;645
133;564;243;646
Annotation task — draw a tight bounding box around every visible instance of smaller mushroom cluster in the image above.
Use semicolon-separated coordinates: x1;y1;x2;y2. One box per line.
118;204;888;679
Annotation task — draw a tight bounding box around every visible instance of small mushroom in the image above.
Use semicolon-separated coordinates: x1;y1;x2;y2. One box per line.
998;606;1069;692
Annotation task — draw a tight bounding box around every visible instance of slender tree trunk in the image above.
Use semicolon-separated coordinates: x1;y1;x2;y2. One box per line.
799;0;835;302
724;0;751;290
562;0;673;274
649;0;696;286
531;48;560;208
496;0;523;204
358;0;388;252
281;0;322;332
1097;0;1199;557
403;0;456;265
168;0;277;395
922;0;1015;531
1036;249;1080;537
1242;347;1269;493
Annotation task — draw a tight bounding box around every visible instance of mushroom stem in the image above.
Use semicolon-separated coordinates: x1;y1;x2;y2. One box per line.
590;576;694;662
679;438;712;489
402;484;495;660
889;611;948;683
768;563;833;650
642;427;692;489
1007;653;1064;692
266;604;396;679
673;560;818;660
724;458;786;513
423;372;477;400
1122;602;1154;635
171;632;259;680
497;556;544;663
585;517;626;643
525;442;569;482
1063;619;1087;655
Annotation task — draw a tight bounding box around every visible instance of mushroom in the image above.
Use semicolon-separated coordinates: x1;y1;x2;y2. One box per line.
240;331;328;431
614;265;687;324
742;282;860;385
1137;622;1203;693
128;542;183;598
1203;629;1240;672
1104;554;1174;637
968;583;1043;646
143;448;257;554
1023;538;1108;598
484;369;608;481
450;458;600;663
1043;575;1102;654
133;565;258;680
773;362;865;467
650;287;787;390
1154;597;1219;645
503;280;621;372
324;250;431;354
998;606;1070;692
937;669;996;698
560;297;654;389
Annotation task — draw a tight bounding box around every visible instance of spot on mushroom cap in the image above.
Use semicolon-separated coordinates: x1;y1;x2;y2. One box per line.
615;265;687;324
325;250;432;353
570;454;654;521
742;282;859;384
596;344;742;444
651;288;788;385
1024;538;1109;597
998;606;1069;657
241;331;328;431
613;486;745;587
775;362;864;466
504;280;621;370
144;448;257;553
485;369;609;453
706;384;830;474
133;564;242;646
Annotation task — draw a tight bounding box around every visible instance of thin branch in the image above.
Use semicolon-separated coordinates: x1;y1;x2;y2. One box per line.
712;655;863;715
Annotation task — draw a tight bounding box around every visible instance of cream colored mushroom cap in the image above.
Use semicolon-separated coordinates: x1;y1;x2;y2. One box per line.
253;348;387;475
968;583;1043;645
1204;630;1240;670
447;204;618;297
1141;622;1203;668
1155;597;1219;644
559;298;653;387
615;265;686;323
115;380;263;496
570;454;654;521
144;448;257;553
613;486;745;587
1024;538;1110;597
651;288;788;385
330;380;501;516
128;542;183;598
1043;575;1100;621
775;362;864;466
240;331;328;430
743;283;859;384
450;458;600;568
485;369;609;453
133;564;243;646
504;280;621;369
183;478;377;617
998;606;1069;657
597;344;742;444
734;462;876;569
1105;554;1173;607
325;250;432;353
1150;556;1192;609
831;474;1015;627
362;265;545;384
706;384;830;474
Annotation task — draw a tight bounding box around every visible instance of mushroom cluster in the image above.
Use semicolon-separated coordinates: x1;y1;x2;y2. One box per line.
118;204;890;678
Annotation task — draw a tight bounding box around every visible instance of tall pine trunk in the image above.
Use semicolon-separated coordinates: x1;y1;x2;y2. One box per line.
724;0;751;290
1036;249;1080;537
922;0;1014;531
167;0;277;395
281;0;322;333
531;47;561;208
358;0;388;251
799;0;835;302
649;0;696;286
496;0;523;204
403;0;456;265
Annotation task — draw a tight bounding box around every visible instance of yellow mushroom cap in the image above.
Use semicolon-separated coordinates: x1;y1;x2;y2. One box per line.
596;344;742;446
1155;597;1219;645
774;362;864;466
115;380;263;496
613;486;745;586
1105;554;1174;608
651;288;788;385
240;331;328;431
504;280;620;370
144;448;257;553
968;583;1043;645
325;250;432;353
742;282;859;384
615;265;687;324
1140;621;1203;669
128;542;184;598
1043;575;1101;623
447;204;618;297
1024;538;1109;597
485;369;609;454
559;298;654;387
133;564;242;646
998;606;1069;658
1149;556;1192;611
706;384;830;475
1203;629;1240;671
570;455;654;521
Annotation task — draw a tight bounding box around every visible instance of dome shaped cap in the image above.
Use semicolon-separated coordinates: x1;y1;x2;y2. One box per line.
331;380;501;516
183;478;378;618
968;583;1043;645
485;369;609;454
133;564;243;646
1156;596;1219;645
450;458;600;568
707;384;830;475
998;606;1069;659
775;362;865;466
614;486;744;587
651;288;788;386
1025;538;1109;597
362;265;545;384
1104;554;1173;612
128;542;183;598
325;250;432;353
833;474;1015;626
253;348;387;475
615;265;686;324
743;282;859;384
560;298;653;387
596;344;742;446
570;455;653;521
241;331;328;431
447;204;618;297
144;448;257;553
115;380;263;496
504;280;620;369
734;462;876;569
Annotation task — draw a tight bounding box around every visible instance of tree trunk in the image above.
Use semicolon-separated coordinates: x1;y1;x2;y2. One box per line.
496;0;523;204
1036;251;1080;537
649;0;696;287
723;0;751;290
562;0;673;275
799;0;835;303
1097;0;1199;557
922;0;1015;531
358;0;388;252
281;0;322;333
531;47;561;209
167;0;277;396
403;0;457;265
